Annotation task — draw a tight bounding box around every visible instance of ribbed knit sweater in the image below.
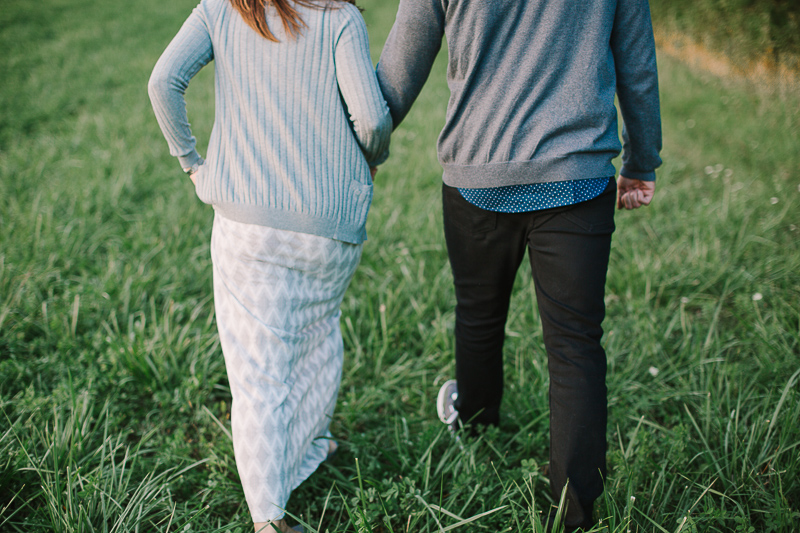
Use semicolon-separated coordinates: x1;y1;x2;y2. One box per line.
376;0;662;188
149;0;391;244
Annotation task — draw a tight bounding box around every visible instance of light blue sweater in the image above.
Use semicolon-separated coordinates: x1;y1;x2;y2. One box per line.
376;0;662;188
149;0;391;244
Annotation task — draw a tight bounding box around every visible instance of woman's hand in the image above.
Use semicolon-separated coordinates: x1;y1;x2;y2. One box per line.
183;158;204;186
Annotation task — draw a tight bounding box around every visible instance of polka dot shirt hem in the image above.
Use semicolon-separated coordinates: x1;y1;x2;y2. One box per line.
458;177;612;213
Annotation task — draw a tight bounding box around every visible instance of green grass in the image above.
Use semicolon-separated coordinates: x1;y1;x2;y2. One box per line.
1;0;799;531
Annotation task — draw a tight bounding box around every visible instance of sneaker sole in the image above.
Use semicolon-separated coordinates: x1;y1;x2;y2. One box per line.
437;379;458;426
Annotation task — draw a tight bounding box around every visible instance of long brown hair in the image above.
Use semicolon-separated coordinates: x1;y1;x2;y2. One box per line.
229;0;358;42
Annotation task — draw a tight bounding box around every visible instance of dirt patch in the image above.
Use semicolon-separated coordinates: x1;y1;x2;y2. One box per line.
655;30;800;91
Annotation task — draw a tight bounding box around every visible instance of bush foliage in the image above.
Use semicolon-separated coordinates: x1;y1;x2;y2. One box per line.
650;0;800;71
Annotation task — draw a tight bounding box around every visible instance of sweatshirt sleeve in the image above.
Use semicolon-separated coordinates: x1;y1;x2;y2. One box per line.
334;7;392;167
611;0;663;181
375;0;445;128
148;4;214;170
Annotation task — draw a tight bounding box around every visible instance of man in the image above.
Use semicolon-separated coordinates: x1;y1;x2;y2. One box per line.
376;0;661;530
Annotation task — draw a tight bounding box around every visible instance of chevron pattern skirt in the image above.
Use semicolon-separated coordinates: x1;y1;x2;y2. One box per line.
210;213;362;522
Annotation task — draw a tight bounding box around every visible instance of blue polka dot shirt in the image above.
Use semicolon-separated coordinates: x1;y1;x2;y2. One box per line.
458;177;612;213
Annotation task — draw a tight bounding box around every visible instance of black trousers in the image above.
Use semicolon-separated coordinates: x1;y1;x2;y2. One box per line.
442;179;616;529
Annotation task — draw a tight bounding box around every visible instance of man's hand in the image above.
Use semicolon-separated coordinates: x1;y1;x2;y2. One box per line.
617;175;655;210
370;167;378;180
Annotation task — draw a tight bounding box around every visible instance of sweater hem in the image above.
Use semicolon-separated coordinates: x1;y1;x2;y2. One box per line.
441;155;619;189
211;204;367;244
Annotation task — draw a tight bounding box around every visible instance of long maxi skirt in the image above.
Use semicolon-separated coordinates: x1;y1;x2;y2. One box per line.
210;213;362;522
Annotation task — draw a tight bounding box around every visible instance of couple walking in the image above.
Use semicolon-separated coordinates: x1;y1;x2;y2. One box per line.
148;0;661;531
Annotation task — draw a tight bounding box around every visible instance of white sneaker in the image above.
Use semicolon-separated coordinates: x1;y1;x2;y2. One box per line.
437;379;459;431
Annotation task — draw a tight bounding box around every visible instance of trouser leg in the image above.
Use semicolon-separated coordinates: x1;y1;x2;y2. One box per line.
526;180;616;528
442;184;528;426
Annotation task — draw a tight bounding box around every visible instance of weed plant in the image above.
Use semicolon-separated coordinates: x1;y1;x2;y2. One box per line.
1;0;798;531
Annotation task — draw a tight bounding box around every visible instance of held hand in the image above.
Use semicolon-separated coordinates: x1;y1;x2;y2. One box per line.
370;167;378;180
189;173;198;186
617;175;655;210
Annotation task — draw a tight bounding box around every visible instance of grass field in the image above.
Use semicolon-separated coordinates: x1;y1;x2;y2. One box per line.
1;0;799;531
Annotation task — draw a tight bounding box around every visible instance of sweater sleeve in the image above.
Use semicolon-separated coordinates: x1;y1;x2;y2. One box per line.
375;0;445;128
334;7;392;167
611;0;663;181
148;5;214;170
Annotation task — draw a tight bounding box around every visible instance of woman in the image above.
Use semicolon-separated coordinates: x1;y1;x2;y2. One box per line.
148;0;390;530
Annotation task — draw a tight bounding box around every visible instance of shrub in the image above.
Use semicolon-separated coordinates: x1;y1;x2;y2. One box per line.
650;0;800;71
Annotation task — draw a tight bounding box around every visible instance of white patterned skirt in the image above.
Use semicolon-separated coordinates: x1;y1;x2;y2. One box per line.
210;213;362;522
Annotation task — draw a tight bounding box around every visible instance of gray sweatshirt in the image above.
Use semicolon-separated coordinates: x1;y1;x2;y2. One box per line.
149;0;391;244
376;0;662;188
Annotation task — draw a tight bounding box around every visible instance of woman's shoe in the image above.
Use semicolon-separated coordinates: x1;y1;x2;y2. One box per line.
326;439;338;461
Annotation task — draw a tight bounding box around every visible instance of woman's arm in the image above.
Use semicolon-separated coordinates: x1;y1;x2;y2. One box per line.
148;6;214;171
334;6;392;167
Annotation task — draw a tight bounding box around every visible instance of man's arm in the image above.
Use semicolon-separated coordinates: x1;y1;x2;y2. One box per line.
375;0;446;128
611;0;663;197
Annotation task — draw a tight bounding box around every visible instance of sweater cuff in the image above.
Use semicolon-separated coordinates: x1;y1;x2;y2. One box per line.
619;166;656;182
367;148;390;168
178;150;203;170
